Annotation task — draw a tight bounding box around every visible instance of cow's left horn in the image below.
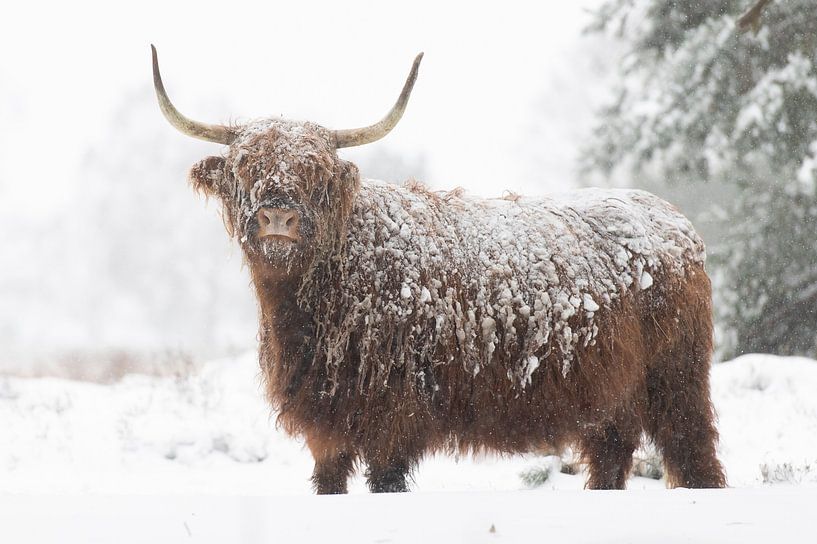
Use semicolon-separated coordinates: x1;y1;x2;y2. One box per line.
151;45;236;145
333;53;423;149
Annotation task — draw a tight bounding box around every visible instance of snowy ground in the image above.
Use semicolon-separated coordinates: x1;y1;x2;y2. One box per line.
2;488;813;544
1;353;816;541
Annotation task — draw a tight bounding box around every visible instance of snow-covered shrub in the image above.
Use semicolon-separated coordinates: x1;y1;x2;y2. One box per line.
520;455;575;488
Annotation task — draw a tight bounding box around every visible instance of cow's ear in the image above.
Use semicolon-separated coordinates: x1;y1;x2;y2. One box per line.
189;156;226;196
336;159;361;191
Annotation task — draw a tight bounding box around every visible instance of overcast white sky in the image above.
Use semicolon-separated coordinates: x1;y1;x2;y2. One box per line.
0;0;613;216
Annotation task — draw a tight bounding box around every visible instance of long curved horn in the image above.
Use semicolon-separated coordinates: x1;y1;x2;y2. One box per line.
151;45;236;145
333;53;423;149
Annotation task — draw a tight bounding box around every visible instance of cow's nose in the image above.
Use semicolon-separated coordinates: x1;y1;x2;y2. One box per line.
257;208;300;242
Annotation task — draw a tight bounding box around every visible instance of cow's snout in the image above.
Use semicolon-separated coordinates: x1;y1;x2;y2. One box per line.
257;208;301;242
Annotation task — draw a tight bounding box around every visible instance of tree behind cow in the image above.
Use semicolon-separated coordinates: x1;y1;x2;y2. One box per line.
582;0;817;358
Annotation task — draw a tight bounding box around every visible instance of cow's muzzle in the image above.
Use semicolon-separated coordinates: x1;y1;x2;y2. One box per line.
257;208;301;242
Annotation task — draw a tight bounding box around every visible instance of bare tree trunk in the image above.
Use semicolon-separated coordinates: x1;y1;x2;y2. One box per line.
737;0;772;33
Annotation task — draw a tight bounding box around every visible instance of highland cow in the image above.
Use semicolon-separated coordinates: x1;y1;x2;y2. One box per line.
151;46;726;493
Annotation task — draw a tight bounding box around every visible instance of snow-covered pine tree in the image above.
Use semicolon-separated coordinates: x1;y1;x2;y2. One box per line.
583;0;817;358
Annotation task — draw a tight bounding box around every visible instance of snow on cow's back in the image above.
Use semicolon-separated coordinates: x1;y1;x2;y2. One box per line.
537;187;706;282
337;180;706;384
351;181;704;291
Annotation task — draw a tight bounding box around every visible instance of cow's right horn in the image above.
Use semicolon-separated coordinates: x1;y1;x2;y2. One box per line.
333;53;423;149
151;45;236;145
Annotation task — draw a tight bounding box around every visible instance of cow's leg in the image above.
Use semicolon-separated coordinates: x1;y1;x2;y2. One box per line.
307;436;356;494
581;414;641;490
645;315;726;488
365;457;413;493
311;451;355;494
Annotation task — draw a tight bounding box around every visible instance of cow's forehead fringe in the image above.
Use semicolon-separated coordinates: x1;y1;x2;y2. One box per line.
234;118;333;149
227;118;338;196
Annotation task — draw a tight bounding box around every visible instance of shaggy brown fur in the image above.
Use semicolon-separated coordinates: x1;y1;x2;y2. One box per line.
184;118;726;493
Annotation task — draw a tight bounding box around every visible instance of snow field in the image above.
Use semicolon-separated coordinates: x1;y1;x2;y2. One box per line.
1;352;816;542
1;487;813;544
1;352;815;494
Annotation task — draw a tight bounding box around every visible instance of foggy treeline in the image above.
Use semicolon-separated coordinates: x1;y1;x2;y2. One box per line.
582;0;817;359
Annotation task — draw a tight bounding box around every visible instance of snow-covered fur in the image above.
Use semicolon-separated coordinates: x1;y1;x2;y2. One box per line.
187;119;726;493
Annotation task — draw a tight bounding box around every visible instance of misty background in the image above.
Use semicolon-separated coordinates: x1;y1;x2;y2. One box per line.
0;1;619;378
6;1;812;379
